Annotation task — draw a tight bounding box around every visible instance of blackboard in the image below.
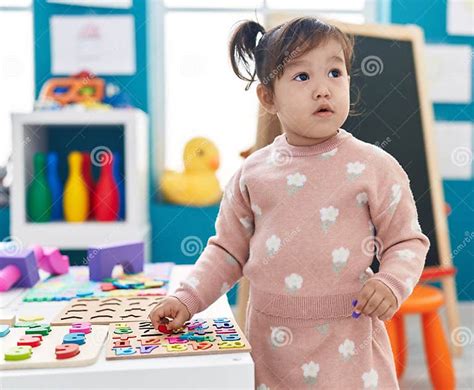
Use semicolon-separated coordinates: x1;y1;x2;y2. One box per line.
342;34;440;270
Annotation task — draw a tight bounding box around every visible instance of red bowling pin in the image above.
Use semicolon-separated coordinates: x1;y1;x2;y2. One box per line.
81;152;95;219
93;152;119;221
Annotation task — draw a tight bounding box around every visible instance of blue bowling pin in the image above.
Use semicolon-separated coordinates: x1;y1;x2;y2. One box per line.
47;152;63;220
113;152;125;220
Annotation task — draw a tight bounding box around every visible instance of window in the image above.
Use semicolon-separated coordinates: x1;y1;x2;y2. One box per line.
152;0;374;186
0;1;34;167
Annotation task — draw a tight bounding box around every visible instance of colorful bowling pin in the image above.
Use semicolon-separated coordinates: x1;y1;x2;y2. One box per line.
47;152;63;220
81;152;95;219
113;152;125;220
93;152;119;221
63;151;89;222
26;152;52;222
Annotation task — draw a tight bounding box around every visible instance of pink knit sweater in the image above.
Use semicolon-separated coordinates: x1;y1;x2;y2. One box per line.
171;128;430;323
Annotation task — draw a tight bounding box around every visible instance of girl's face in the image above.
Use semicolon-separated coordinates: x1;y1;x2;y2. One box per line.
258;38;351;146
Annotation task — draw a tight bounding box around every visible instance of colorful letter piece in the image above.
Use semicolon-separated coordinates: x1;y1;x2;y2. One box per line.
17;335;42;348
4;346;33;361
63;333;86;345
0;324;10;337
69;322;92;334
55;344;80;359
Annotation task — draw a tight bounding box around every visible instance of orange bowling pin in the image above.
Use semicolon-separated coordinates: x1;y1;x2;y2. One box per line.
63;151;89;222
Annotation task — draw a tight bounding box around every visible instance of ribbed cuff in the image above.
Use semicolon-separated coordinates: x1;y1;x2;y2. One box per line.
369;272;407;311
169;290;203;319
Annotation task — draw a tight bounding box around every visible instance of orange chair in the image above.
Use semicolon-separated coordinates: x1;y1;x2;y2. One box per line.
385;284;455;390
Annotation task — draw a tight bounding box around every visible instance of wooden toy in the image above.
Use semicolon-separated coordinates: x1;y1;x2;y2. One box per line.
160;137;222;206
0;323;108;369
0;249;40;292
32;245;69;275
26;152;52;222
51;296;163;325
0;325;10;337
22;263;173;302
93;151;119;221
81;152;95;219
38;71;105;106
63;151;89;222
46;152;63;220
112;152;125;220
88;241;144;282
105;317;251;360
0;311;16;326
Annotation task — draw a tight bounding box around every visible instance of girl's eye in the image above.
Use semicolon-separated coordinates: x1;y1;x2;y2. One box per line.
329;69;342;78
293;73;309;82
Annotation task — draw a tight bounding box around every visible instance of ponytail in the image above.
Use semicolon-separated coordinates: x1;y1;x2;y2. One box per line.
229;20;265;91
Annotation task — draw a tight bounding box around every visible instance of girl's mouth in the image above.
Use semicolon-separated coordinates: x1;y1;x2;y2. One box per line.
313;109;334;118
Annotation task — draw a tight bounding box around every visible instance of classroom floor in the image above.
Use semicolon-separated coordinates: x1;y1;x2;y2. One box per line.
231;302;474;389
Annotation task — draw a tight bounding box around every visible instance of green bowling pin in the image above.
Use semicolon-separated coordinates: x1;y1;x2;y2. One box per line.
26;152;52;222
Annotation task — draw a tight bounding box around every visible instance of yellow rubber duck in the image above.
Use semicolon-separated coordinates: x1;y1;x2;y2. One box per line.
160;137;222;206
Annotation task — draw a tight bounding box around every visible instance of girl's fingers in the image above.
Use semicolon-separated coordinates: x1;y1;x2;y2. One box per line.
371;299;390;319
354;286;376;315
365;295;385;317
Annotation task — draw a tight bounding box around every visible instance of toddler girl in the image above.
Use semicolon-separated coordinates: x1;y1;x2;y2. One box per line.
150;16;430;389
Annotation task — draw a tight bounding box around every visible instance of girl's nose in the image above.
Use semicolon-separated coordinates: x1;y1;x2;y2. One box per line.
312;86;331;100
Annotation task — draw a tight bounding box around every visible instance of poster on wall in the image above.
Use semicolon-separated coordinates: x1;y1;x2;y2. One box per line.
447;0;474;36
47;0;132;9
50;15;136;75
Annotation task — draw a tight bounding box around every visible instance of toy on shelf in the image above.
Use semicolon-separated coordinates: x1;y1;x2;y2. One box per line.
38;71;105;107
51;296;163;325
0;320;108;369
92;151;119;221
46;153;63;220
26;153;52;222
105;317;251;360
81;152;95;219
63;151;89;222
88;241;144;282
0;249;39;292
160;137;222;206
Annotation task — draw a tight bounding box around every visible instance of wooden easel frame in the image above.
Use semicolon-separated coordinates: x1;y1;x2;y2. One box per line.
235;14;462;357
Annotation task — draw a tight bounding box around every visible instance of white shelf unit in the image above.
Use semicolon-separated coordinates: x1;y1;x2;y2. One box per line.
10;109;150;255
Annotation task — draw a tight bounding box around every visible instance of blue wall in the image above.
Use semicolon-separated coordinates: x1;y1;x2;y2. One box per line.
392;0;474;301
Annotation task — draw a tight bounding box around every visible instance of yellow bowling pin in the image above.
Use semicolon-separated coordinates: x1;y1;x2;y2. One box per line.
63;151;89;222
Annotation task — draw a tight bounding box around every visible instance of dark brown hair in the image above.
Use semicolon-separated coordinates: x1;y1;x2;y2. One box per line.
229;16;355;93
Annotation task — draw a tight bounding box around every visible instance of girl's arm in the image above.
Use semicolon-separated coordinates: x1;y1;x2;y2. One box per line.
367;152;431;312
169;165;253;319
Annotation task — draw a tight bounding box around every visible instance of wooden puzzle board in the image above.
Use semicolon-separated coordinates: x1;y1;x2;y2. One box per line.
0;325;108;370
105;317;251;360
51;296;163;325
23;263;174;302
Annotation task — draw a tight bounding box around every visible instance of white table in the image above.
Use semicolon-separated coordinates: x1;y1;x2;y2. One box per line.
0;265;254;389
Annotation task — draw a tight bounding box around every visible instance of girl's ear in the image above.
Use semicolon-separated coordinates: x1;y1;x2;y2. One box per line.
257;84;277;115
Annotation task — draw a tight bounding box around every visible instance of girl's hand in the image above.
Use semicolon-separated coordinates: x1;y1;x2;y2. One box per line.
353;279;398;321
148;296;191;331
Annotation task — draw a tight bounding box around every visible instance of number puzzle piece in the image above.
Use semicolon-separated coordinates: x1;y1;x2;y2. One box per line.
213;321;234;329
63;333;86;345
213;317;231;323
4;346;33;361
17;335;42;347
0;324;10;337
217;334;241;341
163;344;188;352
18;315;44;322
14;321;37;328
113;339;132;348
114;327;133;335
218;341;245;349
138;337;161;346
137;345;159;354
114;347;136;356
190;341;213;351
165;336;188;344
